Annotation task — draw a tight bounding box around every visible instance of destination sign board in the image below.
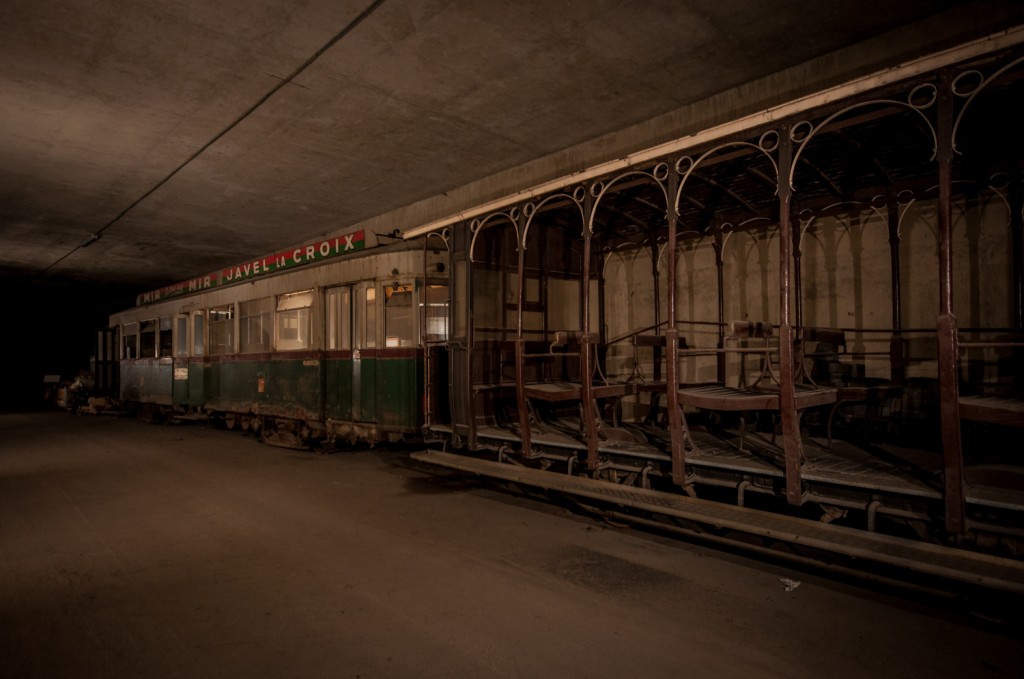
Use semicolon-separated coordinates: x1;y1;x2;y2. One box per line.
136;230;365;306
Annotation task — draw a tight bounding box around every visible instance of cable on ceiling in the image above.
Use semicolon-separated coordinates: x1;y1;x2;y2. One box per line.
42;0;388;276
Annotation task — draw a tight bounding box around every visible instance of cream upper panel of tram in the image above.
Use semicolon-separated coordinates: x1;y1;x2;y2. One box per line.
110;246;434;325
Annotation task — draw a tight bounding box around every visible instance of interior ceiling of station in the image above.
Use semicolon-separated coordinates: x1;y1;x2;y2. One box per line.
2;0;1021;294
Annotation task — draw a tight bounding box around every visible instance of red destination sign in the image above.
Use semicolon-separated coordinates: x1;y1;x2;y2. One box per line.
136;230;365;306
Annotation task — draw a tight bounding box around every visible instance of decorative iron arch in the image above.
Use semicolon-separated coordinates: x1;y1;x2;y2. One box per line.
788;93;939;191
951;54;1024;154
675;140;779;219
425;228;450;250
468;211;519;263
520;190;586;247
589;166;671;236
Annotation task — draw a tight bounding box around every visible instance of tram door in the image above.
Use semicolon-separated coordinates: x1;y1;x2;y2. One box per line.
94;327;119;396
423;231;453;432
171;312;205;407
189;311;205;405
353;282;377;423
449;225;473;441
172;314;190;405
325;285;355;422
423;281;451;428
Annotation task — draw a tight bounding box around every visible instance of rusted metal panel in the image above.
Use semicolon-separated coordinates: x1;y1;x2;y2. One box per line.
324;354;354;421
376;353;422;429
120;358;173;406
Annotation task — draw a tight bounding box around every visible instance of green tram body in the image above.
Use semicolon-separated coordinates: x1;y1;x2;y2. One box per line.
110;236;446;447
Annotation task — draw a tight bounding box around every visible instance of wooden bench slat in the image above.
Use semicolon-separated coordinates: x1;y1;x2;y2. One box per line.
678;384;836;411
959;395;1024;427
523;382;582;402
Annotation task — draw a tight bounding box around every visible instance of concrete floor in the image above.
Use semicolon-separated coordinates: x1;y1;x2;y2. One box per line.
1;413;1020;678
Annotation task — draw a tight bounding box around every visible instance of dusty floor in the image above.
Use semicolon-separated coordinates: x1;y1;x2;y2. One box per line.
1;412;1020;678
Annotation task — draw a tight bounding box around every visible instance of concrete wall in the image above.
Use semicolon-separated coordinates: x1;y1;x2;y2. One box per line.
600;191;1015;393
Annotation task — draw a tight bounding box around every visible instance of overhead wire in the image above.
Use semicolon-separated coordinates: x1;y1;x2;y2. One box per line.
42;0;388;275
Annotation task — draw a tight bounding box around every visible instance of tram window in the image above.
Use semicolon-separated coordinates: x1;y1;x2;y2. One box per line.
159;317;173;357
277;290;313;350
122;322;138;359
140;320;157;357
424;284;449;341
175;316;188;357
240;297;273;353
209;305;235;355
363;286;377;348
192;312;205;356
384;283;415;347
326;286;352;350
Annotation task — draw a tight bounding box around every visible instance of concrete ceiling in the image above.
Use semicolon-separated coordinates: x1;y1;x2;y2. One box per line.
2;0;1022;294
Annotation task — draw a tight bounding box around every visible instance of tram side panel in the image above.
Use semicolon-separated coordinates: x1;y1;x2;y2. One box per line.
207;356;250;416
324;350;354;423
324;349;422;442
170;356;188;405
120;358;173;406
376;347;422;431
119;319;174;407
185;357;206;408
206;353;323;422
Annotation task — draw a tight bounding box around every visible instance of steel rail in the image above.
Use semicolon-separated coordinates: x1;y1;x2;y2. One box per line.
411;449;1024;594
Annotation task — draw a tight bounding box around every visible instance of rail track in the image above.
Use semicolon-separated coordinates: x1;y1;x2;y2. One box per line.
412;449;1024;601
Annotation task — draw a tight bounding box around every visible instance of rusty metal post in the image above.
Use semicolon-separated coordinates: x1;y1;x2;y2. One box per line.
888;194;905;384
644;243;665;426
935;73;965;536
515;209;533;458
597;247;607;375
651;244;663;383
581;192;600;471
793;226;803;331
714;228;726;383
1011;168;1023;330
665;169;687;485
793;222;805;381
452;220;475;448
778;126;805;506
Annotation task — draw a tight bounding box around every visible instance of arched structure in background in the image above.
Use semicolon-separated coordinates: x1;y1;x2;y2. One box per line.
417;42;1024;556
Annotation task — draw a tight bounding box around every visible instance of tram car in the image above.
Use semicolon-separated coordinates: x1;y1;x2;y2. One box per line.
409;44;1024;554
110;42;1024;560
111;230;449;448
